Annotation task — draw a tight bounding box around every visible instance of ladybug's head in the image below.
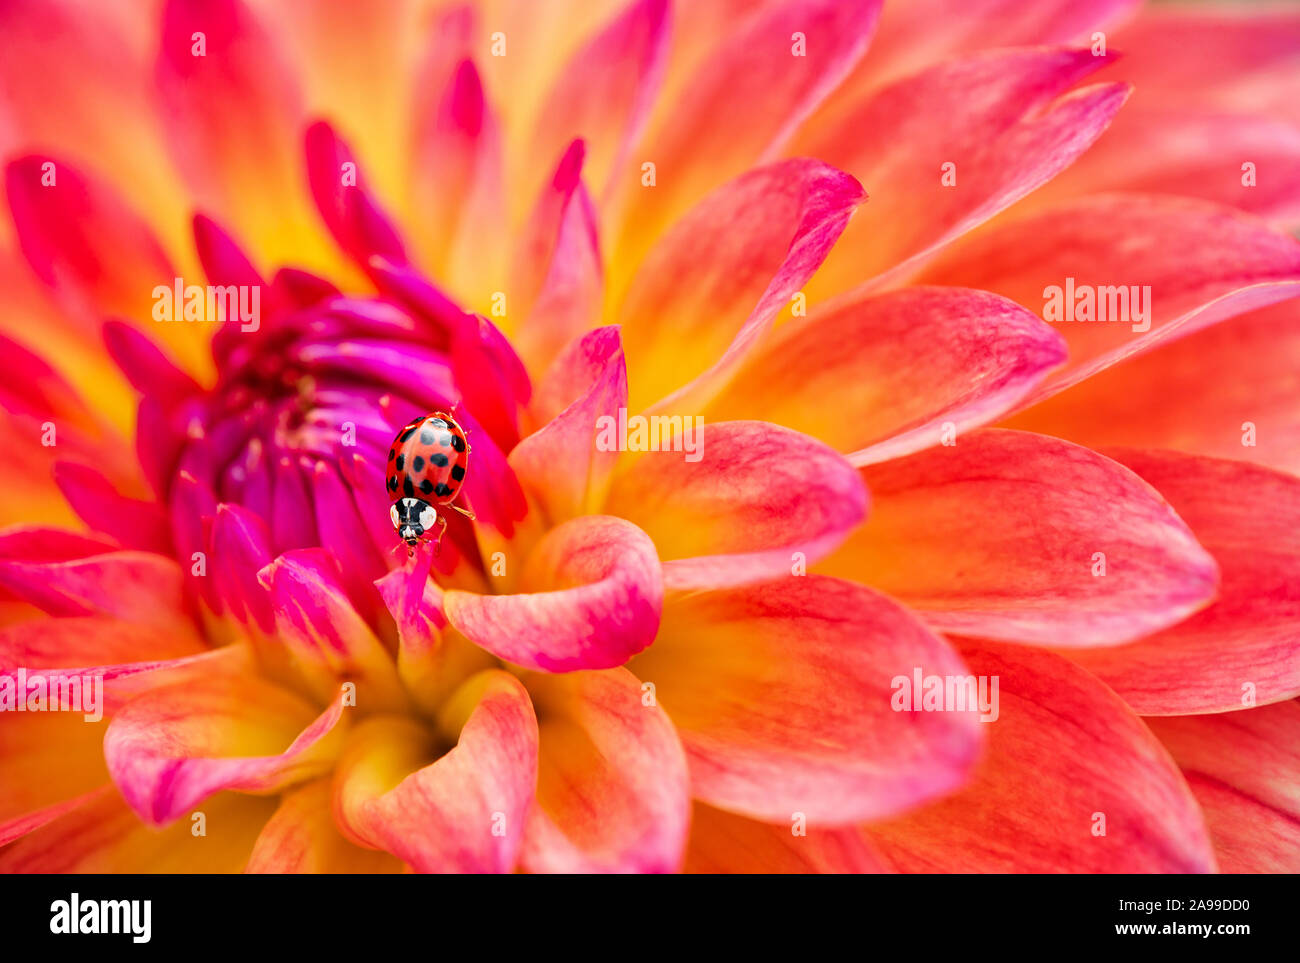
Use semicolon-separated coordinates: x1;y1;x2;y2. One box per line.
390;497;437;547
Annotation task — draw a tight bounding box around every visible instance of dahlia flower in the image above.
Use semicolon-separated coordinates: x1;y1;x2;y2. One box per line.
0;0;1297;875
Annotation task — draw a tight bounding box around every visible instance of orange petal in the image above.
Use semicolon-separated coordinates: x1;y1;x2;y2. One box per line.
615;158;865;413
865;638;1215;873
245;779;405;874
332;670;538;873
704;287;1066;465
630;576;983;824
1066;451;1300;715
442;515;662;672
919;193;1300;401
819;430;1219;647
104;676;350;826
1147;702;1300;873
604;421;867;590
684;802;888;873
521;667;689;873
1007;300;1300;476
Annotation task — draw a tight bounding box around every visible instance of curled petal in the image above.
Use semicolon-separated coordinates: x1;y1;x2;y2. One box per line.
604;422;867;590
521;667;689;873
1067;452;1300;714
819;430;1219;647
104;676;350;826
1147;703;1300;873
630;576;983;824
333;671;538;873
865;638;1216;873
443;515;662;672
704;287;1066;465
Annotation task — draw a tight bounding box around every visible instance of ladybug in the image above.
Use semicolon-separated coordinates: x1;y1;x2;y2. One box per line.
386;410;474;553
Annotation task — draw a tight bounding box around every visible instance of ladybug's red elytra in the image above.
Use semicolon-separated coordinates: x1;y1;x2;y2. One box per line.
386;410;474;553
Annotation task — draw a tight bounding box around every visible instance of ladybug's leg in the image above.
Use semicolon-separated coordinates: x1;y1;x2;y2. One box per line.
448;502;476;521
432;513;448;556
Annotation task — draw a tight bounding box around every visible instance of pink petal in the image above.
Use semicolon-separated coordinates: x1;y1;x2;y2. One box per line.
604;421;867;590
0;550;194;634
409;57;505;293
443;515;663;672
53;461;172;555
1147;702;1300;873
305;121;406;270
520;667;689;873
705;287;1066;465
209;503;275;634
510;327;626;523
5;155;175;325
630;576;983;823
104;676;350;826
618;158;865;414
512;144;604;374
1067;451;1300;715
796;48;1129;294
101;319;201;408
375;545;492;714
921;193;1300;400
866;638;1215;873
332;671;538;873
819;430;1219;646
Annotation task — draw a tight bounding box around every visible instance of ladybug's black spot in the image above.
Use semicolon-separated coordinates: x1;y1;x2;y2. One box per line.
420;479;434;495
420;429;435;445
400;426;418;442
388;448;395;460
450;464;465;481
435;482;453;497
450;434;466;452
412;455;425;473
403;477;415;497
387;477;398;493
430;453;448;468
395;454;405;470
